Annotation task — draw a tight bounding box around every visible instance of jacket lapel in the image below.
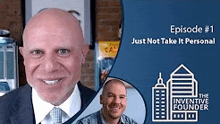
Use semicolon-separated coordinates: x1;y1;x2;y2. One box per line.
10;84;35;124
78;81;95;108
64;82;95;124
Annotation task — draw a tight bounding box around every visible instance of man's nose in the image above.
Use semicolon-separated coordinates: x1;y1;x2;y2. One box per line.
43;55;59;72
113;97;121;104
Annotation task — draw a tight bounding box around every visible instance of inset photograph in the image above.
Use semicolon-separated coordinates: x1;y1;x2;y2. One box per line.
73;77;146;124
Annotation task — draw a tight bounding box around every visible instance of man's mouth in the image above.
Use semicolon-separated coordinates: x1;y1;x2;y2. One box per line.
109;106;121;113
110;107;120;110
109;105;121;110
43;79;62;85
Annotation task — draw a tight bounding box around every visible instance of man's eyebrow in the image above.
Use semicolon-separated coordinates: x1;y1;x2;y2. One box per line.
106;92;126;96
54;45;75;50
56;46;72;49
29;48;44;51
120;94;127;97
107;92;115;95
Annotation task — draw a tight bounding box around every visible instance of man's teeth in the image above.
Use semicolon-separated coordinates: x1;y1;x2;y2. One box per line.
110;106;120;109
43;80;59;85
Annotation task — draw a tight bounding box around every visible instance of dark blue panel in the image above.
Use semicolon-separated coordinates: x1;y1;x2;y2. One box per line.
109;0;220;123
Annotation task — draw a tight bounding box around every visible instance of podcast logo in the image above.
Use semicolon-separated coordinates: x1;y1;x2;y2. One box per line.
152;64;209;122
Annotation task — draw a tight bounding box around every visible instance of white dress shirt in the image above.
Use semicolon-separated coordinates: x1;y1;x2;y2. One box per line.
32;83;81;124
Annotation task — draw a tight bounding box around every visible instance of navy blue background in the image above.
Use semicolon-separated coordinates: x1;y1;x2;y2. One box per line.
109;0;220;123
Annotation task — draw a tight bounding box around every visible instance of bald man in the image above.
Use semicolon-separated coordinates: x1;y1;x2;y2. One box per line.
0;8;94;124
76;79;137;124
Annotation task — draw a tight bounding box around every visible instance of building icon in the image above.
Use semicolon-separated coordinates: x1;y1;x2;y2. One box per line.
152;73;167;121
152;64;198;122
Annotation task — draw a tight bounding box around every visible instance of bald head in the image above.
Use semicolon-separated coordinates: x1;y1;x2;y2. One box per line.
23;8;84;47
102;79;127;95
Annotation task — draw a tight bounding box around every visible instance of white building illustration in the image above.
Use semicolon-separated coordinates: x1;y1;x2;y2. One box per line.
152;64;198;122
152;73;167;121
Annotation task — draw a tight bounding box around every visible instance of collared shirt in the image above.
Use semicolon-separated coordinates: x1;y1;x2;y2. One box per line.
32;83;81;124
76;110;138;124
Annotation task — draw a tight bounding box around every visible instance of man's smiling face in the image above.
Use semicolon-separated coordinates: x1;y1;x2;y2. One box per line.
100;80;127;120
20;9;88;106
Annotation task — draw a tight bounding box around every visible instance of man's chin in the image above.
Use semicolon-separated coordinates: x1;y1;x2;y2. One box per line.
109;112;122;120
39;92;63;105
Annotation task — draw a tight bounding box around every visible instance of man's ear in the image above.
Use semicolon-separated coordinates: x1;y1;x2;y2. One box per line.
100;94;103;104
81;43;89;64
19;47;26;65
19;47;25;57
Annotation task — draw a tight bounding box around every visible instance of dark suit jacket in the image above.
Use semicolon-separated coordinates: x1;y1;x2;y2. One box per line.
0;82;95;124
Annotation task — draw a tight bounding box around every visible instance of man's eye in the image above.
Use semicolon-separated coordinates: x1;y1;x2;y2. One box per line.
107;94;114;98
57;49;70;54
120;96;126;99
31;50;42;55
